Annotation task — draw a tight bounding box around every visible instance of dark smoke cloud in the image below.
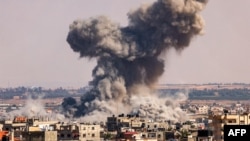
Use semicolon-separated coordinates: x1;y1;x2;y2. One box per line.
64;0;207;121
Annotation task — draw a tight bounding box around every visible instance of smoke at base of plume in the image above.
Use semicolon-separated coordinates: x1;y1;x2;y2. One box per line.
78;87;189;123
64;0;207;121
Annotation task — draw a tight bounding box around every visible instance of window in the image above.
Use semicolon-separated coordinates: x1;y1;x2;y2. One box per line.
157;134;161;138
83;127;86;130
67;134;71;138
60;134;64;138
228;119;236;123
92;127;95;130
240;121;245;125
83;134;86;137
92;133;95;137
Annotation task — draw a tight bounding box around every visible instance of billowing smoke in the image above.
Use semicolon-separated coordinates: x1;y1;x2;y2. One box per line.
3;96;47;119
5;96;65;121
131;90;189;121
64;0;207;121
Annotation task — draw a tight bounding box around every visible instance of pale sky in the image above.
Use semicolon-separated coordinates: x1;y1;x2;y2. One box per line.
1;0;250;88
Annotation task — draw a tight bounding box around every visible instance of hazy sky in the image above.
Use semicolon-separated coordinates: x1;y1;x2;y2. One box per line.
1;0;250;88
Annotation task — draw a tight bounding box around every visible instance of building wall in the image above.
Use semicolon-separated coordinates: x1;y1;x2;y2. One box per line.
57;124;79;140
44;131;57;141
210;113;250;141
145;122;168;132
106;116;117;131
22;131;57;141
79;124;101;141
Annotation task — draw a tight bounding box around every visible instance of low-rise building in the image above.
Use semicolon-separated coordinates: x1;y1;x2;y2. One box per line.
22;131;57;141
57;123;79;140
210;112;250;141
79;123;103;141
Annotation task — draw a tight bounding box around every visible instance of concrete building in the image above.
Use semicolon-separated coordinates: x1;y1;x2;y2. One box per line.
22;131;57;141
107;115;172;141
197;106;209;115
131;132;158;141
79;123;103;141
27;117;58;128
1;116;59;141
209;112;250;141
57;124;79;141
106;115;117;132
1;117;27;140
145;122;168;132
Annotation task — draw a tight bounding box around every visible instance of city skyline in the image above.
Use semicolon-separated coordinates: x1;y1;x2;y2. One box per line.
1;0;250;88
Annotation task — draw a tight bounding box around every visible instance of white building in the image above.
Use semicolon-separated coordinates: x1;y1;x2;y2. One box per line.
197;105;208;114
79;123;103;141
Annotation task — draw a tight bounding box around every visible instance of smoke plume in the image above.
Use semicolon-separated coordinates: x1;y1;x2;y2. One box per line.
5;96;65;121
65;0;207;121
